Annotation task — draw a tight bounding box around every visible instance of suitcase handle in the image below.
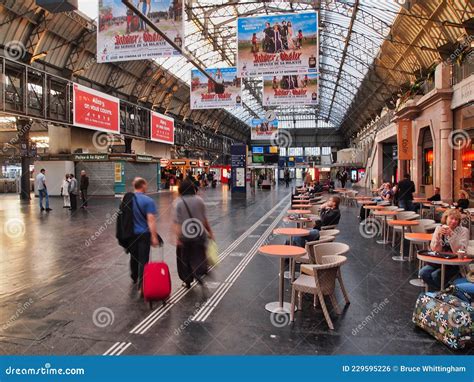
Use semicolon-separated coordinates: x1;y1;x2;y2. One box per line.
150;243;165;263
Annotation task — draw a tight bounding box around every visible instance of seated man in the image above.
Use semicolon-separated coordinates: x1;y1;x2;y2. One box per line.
293;196;341;248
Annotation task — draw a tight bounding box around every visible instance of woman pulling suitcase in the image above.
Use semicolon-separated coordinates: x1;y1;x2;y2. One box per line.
173;179;214;288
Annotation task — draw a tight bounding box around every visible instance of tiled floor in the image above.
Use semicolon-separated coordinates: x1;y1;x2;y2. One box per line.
0;185;471;355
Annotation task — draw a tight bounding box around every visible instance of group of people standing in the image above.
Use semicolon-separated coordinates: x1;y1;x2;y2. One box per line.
35;168;89;212
253;21;303;54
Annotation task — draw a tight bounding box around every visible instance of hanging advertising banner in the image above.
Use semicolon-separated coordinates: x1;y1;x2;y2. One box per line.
150;111;174;144
250;119;279;140
397;120;413;160
97;0;184;63
262;73;319;106
73;83;120;134
190;67;242;109
237;12;318;77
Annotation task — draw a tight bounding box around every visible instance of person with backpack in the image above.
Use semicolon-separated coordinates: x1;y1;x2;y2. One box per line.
117;177;159;295
173;179;214;288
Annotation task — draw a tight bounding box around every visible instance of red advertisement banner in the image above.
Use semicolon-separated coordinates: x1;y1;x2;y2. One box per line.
151;111;175;145
73;84;120;134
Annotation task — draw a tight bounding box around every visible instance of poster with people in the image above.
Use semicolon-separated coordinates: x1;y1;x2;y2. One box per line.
190;67;242;109
250;119;279;140
237;12;318;77
262;73;319;106
97;0;184;63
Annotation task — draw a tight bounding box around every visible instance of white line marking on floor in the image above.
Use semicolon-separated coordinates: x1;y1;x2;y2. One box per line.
128;195;291;335
191;203;290;322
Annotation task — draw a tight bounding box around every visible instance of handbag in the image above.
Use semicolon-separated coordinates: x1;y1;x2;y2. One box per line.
206;239;218;267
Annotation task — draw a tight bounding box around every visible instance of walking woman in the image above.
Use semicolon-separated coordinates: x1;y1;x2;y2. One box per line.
173;179;214;288
60;174;70;208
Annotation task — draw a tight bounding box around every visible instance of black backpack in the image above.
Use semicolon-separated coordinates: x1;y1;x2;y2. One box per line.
116;192;135;252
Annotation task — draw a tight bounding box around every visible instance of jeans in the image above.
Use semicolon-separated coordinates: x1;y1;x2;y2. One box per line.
129;232;151;289
292;229;320;248
453;278;474;303
419;264;459;290
38;189;49;209
399;199;415;211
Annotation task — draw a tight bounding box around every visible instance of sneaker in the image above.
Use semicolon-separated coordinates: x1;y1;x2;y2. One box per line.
40;207;45;211
46;208;52;211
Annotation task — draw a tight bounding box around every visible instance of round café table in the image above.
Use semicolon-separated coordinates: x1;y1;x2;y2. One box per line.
416;253;472;291
358;200;377;206
361;204;385;222
284;216;314;229
294;195;309;199
273;228;309;280
387;220;419;261
405;232;432;287
258;244;306;313
288;209;311;215
372;210;398;244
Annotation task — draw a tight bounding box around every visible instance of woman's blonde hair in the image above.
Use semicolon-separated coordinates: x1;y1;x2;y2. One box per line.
440;208;462;225
458;190;469;199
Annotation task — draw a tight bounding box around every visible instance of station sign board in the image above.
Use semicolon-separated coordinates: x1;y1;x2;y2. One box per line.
71;153;109;161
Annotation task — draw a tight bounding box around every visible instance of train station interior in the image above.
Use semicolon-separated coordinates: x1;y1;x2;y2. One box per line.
0;0;473;356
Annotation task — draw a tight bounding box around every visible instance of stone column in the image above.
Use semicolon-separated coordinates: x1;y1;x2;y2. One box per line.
439;103;453;202
17;119;31;201
48;124;71;154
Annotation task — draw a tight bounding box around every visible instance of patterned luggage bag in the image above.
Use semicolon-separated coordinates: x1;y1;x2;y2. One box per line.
412;287;474;349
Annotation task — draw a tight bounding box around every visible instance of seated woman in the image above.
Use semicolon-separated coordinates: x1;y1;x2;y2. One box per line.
419;209;469;290
453;190;469;211
293;196;341;248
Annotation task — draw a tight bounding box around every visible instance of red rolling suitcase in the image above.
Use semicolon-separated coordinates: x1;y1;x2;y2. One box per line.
143;247;171;309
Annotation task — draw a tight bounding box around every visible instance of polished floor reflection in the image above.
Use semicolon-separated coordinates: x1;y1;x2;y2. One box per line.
0;186;471;355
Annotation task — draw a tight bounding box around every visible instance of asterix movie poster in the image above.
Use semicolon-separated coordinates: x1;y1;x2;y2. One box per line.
97;0;183;63
250;119;279;141
237;12;318;77
190;67;242;110
262;73;319;106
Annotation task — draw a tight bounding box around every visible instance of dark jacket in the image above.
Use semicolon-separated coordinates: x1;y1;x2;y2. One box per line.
80;175;89;190
116;192;135;252
427;193;441;202
456;198;469;210
397;178;415;201
315;208;341;230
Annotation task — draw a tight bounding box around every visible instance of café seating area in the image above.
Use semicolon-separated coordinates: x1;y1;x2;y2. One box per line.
257;185;473;353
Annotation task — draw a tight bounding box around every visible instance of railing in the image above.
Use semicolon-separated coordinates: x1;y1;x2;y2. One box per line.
452;55;474;86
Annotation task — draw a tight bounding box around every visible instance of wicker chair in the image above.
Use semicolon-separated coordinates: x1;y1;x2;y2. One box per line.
290;255;348;329
319;229;340;237
296;237;336;265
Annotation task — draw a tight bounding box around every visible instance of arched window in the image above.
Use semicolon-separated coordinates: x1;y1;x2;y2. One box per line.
421;128;433;185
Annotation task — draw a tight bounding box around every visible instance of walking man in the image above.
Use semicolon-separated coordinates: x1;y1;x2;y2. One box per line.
80;170;89;209
35;169;52;212
129;177;159;294
68;173;78;211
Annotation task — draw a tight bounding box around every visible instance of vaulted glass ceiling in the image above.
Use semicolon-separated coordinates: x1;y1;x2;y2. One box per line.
77;0;473;135
155;0;401;127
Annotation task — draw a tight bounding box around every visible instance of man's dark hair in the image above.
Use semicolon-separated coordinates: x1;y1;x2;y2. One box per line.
40;168;45;173
133;177;147;190
179;179;196;196
404;173;410;179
